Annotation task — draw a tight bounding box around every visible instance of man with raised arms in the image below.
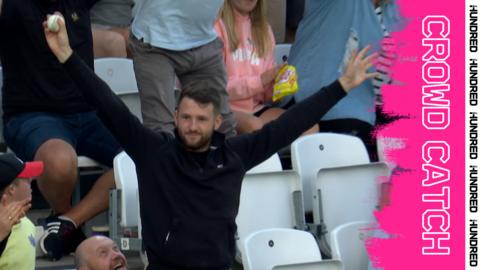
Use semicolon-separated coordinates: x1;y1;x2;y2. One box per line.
42;14;379;270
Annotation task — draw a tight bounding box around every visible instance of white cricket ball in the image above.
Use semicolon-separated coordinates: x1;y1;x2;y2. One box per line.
47;15;62;33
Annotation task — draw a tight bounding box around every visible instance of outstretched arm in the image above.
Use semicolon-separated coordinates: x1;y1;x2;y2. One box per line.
42;13;162;159
229;46;379;170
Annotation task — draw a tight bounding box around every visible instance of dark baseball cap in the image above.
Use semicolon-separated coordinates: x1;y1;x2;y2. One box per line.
0;153;43;191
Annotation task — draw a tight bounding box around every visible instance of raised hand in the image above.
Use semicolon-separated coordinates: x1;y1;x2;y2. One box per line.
42;13;73;63
0;196;31;241
338;45;380;93
261;63;287;86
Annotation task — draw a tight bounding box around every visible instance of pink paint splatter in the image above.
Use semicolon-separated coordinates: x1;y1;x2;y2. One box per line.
367;0;466;269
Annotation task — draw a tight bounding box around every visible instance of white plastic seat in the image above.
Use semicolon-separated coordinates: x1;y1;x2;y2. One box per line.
242;228;322;270
291;133;370;213
112;151;139;227
330;221;371;270
94;58;142;121
275;43;292;64
313;163;389;241
273;260;343;270
110;151;144;262
246;153;282;174
236;168;304;262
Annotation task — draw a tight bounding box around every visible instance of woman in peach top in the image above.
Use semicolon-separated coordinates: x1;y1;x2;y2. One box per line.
214;0;286;134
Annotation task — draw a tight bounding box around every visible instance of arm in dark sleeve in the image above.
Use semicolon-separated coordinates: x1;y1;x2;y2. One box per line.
62;53;166;159
228;80;346;170
85;0;100;9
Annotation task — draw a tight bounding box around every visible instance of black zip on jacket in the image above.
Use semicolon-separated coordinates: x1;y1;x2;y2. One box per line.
62;53;346;269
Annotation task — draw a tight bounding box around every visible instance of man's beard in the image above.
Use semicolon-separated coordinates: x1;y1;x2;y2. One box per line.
179;131;212;152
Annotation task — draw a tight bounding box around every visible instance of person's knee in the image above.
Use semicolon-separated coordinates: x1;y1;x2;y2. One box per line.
93;30;127;58
35;139;77;181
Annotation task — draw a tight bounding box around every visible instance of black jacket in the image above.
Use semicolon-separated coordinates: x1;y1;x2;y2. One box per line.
63;53;346;269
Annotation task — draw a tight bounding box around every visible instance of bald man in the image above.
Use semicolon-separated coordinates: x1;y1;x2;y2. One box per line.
74;236;128;270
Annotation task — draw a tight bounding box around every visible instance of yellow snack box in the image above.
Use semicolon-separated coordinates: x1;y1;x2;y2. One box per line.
272;65;299;102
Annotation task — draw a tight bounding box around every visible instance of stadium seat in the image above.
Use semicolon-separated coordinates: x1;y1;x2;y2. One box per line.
330;221;371;270
112;151;139;228
272;260;343;270
246;153;282;174
291;133;390;257
236;158;305;262
242;228;322;270
313;163;389;241
94;57;142;121
291;133;370;213
109;151;143;256
274;43;291;64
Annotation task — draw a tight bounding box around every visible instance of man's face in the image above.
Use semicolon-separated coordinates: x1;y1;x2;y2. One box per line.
175;97;222;152
82;237;127;270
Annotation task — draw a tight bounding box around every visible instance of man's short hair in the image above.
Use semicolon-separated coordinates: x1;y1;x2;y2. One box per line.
178;80;222;115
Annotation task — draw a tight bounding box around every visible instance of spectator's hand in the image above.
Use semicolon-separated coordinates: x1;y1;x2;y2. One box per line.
0;196;31;241
42;13;73;64
261;63;286;86
339;45;379;93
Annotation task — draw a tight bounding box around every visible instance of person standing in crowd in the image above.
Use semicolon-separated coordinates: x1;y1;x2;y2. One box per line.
0;153;42;269
91;0;134;58
0;0;121;260
285;0;402;160
129;0;237;138
43;13;378;269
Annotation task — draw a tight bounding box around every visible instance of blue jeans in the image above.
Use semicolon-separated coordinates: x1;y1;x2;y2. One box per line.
4;111;121;166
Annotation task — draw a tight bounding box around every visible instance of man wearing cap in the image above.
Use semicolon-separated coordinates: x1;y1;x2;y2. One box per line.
0;153;43;270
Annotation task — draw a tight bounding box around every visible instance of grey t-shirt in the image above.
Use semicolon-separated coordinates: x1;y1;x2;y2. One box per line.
90;0;134;27
131;0;223;50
